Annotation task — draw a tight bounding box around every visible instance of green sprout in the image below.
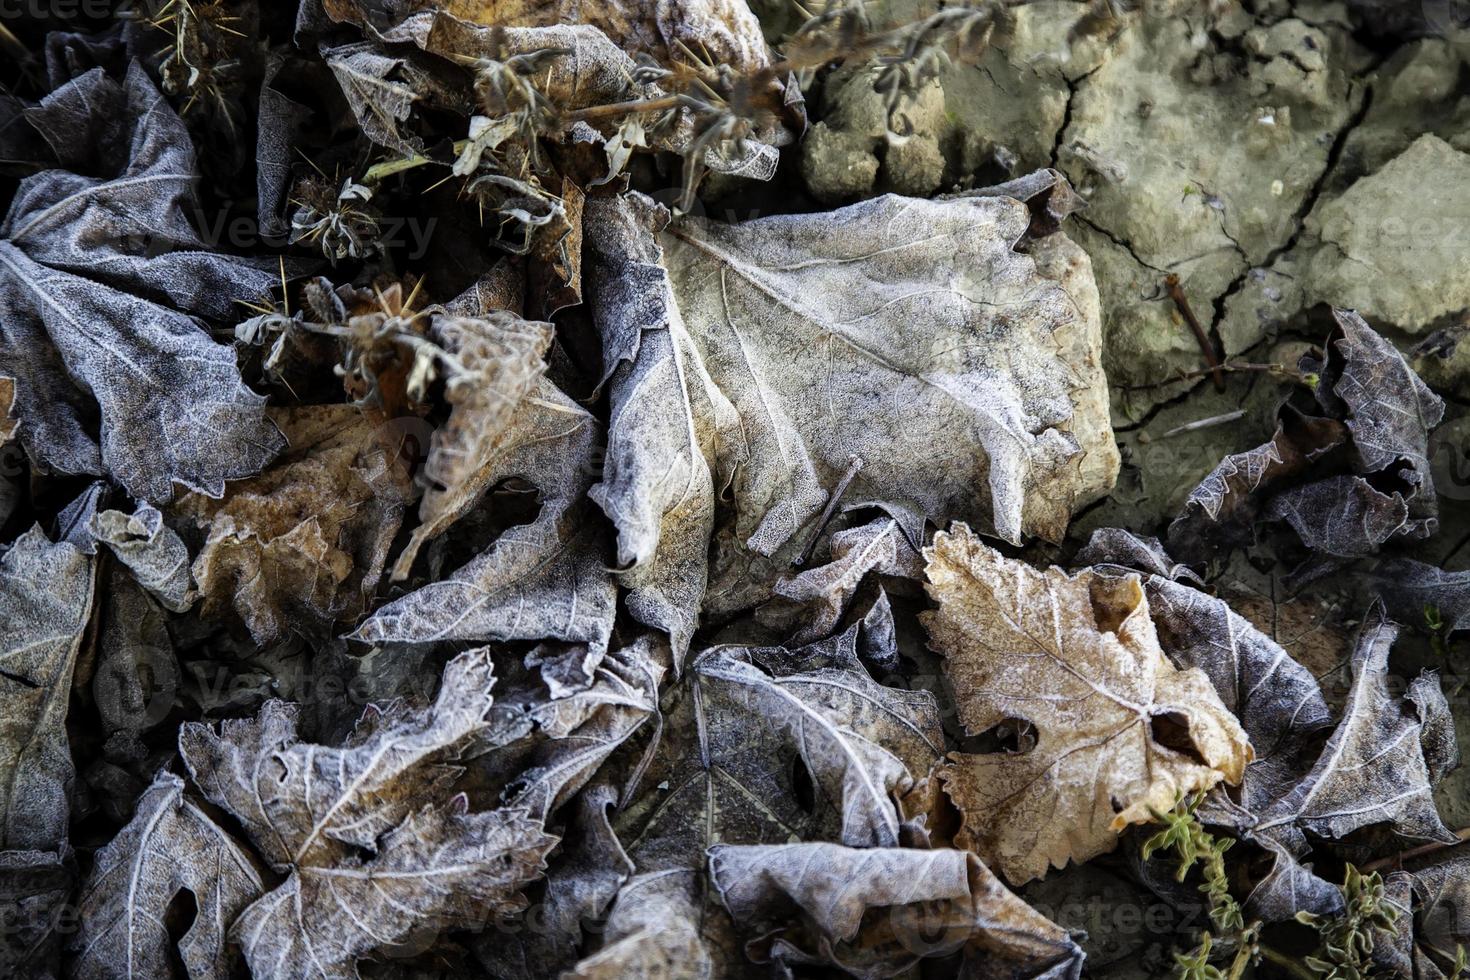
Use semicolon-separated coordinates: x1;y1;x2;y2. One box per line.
1296;865;1401;979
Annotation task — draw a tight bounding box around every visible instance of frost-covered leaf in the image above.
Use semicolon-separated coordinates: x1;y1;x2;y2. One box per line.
180;647;500;869
0;65;285;503
88;503;191;612
411;311;553;546
71;773;264;980
1167;408;1347;563
1168;311;1443;564
474;783;632;978
358;379;616;654
1367;558;1470;633
584;192;739;659
708;843;1082;979
495;642;666;822
1250;607;1458;854
1241;838;1344;924
1266;474;1414;558
323;43;442;156
177;405;411;645
233;803;554;980
694;632;942;848
1130;574;1333;768
1326;308;1444;516
0;524;94;850
772;518;923;645
662;190;1118;551
924;523;1252;884
0;849;71;980
565;871;713;979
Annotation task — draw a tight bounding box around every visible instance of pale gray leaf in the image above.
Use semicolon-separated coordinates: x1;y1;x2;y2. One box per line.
0;525;94;850
180;647;499;869
233;804;554;980
585;193;740;659
662;188;1118;550
772;518;922;645
695;630;942;848
72;773;264;980
357;380;616;654
1253;607;1457;853
89;503;191;612
708;843;1082;980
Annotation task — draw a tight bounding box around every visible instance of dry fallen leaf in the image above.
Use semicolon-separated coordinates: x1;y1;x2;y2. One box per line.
709;842;1082;978
924;522;1252;884
71;773;264;980
177;404;413;646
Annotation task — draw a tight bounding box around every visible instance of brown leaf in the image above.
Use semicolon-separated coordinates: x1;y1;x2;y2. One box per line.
924;523;1252;884
177;404;412;646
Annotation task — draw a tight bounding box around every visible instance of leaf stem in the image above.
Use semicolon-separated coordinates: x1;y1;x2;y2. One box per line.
1259;944;1317;980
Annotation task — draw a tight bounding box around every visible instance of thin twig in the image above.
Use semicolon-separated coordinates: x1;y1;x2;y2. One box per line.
1118;361;1298;392
1165;274;1225;392
1362;827;1470;873
1259;944;1318;980
1160;410;1245;439
793;456;864;567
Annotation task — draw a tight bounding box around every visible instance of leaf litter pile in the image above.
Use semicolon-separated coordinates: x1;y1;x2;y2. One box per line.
3;1;1470;979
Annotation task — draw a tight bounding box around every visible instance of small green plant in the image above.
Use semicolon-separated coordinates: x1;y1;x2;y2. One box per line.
1296;865;1401;980
1144;794;1261;980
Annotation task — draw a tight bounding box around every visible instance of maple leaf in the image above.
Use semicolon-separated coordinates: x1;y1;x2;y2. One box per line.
71;773;265;980
177;647;557;978
923;522;1252;884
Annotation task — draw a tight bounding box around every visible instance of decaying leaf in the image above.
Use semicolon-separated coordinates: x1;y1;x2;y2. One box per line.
1248;607;1458;855
708;842;1082;979
662;190;1118;552
71;773;264;980
1167;310;1443;565
1167;407;1347;563
412;311;553;544
176;647;557;978
0;524;95;851
0;64;284;502
0;849;72;979
88;503;191;613
179;646;501;869
359;379;617;654
772;517;923;645
584;192;739;659
924;522;1252;884
177;405;412;645
233;803;553;980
